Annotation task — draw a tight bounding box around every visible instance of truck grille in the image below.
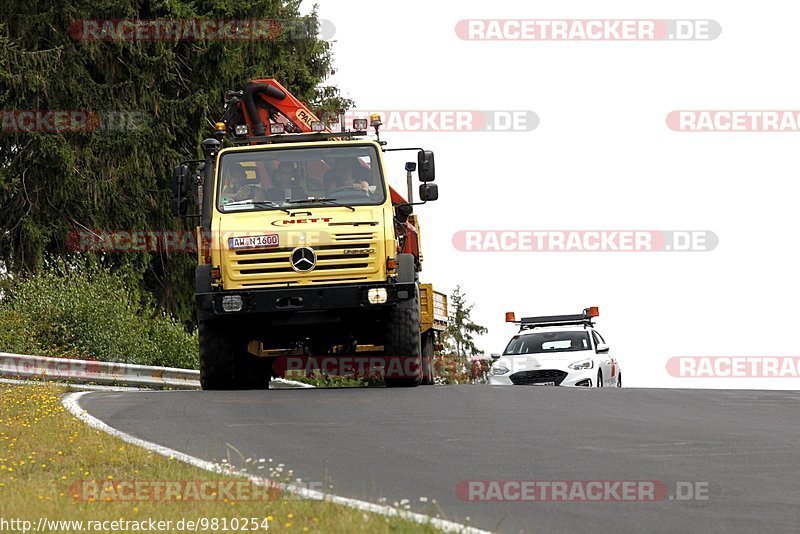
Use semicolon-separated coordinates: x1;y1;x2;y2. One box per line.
509;370;568;386
225;231;380;286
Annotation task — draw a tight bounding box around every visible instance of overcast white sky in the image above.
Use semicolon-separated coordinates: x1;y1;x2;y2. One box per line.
301;0;800;389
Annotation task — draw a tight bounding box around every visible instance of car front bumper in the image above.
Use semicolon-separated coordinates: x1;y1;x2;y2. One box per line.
488;366;597;387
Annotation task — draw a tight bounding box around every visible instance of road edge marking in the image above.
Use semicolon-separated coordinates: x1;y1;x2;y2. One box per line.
61;391;490;534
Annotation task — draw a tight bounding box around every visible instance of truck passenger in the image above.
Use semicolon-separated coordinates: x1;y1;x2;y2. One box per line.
232;166;271;202
266;162;307;202
324;158;370;197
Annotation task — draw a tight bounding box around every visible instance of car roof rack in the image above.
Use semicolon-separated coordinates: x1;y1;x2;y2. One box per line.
510;307;599;331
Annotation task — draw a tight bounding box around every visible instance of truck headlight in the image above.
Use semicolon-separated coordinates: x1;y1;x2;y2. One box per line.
568;358;594;370
491;366;510;376
221;295;243;313
367;288;388;304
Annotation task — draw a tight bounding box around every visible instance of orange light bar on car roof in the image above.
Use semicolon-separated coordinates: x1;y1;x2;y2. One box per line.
588;306;599;317
505;311;516;323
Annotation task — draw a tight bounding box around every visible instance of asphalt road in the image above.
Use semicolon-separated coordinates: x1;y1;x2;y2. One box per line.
78;386;800;533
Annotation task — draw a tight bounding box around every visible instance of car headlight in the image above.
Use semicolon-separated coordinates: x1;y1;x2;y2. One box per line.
491;366;510;376
568;358;594;370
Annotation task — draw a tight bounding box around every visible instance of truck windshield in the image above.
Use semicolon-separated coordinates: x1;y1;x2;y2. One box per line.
217;145;385;212
503;331;591;355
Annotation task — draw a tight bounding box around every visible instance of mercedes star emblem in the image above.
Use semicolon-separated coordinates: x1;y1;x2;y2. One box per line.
290;246;317;272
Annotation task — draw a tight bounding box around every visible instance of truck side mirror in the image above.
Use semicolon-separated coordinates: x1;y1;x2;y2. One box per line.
171;197;188;217
192;162;205;202
417;150;435;182
171;164;189;217
419;183;438;202
404;162;416;172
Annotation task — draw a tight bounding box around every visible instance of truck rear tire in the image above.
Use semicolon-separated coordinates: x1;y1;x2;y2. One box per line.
420;332;435;385
383;290;422;388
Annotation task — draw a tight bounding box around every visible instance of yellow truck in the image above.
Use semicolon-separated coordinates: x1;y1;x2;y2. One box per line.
171;79;446;389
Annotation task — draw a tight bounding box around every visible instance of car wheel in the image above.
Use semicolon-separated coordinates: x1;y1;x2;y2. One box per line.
596;369;604;388
616;373;622;388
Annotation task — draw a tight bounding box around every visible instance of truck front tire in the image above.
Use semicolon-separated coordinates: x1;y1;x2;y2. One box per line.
199;319;236;390
384;290;422;388
199;319;270;390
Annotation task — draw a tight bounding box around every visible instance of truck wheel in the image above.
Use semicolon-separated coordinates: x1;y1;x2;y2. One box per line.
420;332;435;385
384;291;422;388
199;320;269;390
199;319;236;390
235;352;272;390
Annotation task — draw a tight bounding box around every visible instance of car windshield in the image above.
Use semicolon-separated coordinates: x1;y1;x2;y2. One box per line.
503;330;591;355
217;144;385;211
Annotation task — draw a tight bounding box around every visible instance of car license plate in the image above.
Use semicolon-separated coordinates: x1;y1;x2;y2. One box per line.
534;382;556;386
228;234;279;250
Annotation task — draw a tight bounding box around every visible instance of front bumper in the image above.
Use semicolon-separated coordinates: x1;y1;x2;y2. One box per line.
488;367;596;387
197;281;416;317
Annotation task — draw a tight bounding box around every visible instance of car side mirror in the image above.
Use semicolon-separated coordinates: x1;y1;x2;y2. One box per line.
419;182;438;202
491;353;501;360
417;150;435;182
596;343;610;354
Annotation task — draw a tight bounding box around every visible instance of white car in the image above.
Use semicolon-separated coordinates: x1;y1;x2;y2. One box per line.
488;308;621;387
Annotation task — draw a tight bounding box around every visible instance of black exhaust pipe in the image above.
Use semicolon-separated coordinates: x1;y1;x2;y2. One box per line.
242;82;287;136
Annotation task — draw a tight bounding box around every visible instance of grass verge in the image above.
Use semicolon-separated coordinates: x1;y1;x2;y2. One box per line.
0;383;442;533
